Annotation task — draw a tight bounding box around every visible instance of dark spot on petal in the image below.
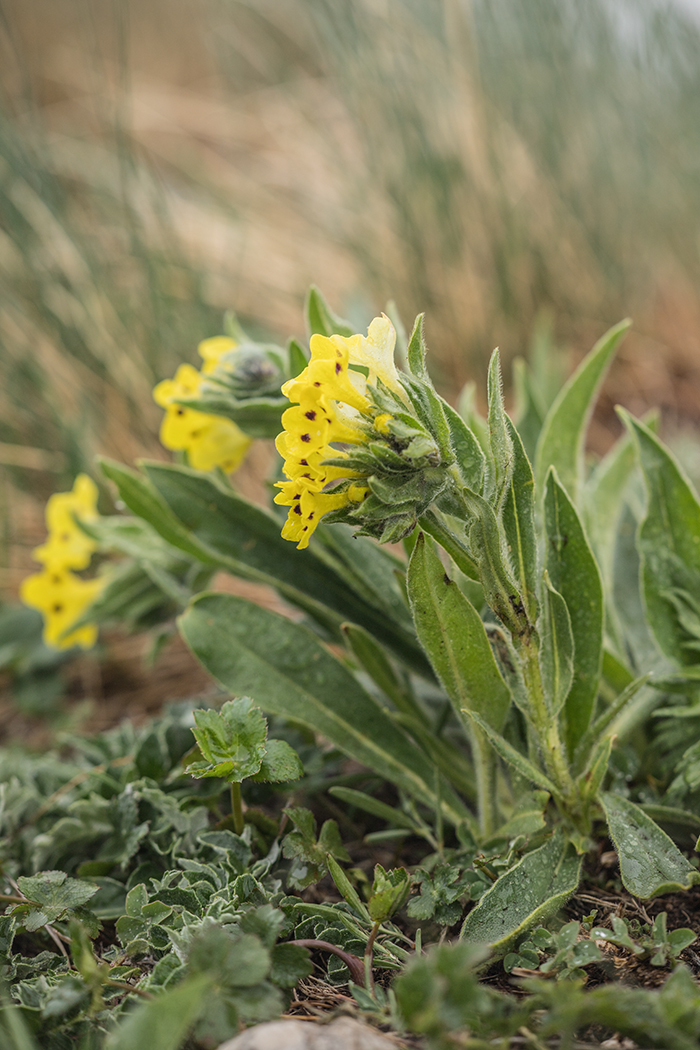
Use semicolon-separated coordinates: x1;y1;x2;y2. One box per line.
305;410;316;420
301;433;311;442
53;603;63;613
308;513;314;520
302;473;312;479
300;459;308;465
176;408;185;415
335;363;342;374
313;381;321;387
302;526;308;531
60;533;70;542
293;505;302;515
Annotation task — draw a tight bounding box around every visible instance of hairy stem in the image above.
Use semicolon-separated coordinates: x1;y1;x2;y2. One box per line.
230;781;244;835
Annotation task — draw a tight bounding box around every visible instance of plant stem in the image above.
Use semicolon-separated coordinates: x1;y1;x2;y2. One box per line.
0;892;24;904
518;637;573;792
469;723;497;838
230;781;244;835
365;921;381;991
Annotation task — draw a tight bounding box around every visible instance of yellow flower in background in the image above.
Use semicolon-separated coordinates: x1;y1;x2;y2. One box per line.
153;362;251;474
21;473;104;649
21;568;104;650
274;318;403;549
33;473;100;570
198;335;238;375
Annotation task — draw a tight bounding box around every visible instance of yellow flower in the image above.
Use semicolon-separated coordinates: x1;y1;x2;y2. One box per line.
275;316;401;548
153;363;251;473
21;567;104;649
33;473;100;571
345;315;403;396
198;336;238;375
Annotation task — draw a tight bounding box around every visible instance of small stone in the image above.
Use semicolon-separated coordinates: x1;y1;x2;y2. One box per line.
216;1016;402;1050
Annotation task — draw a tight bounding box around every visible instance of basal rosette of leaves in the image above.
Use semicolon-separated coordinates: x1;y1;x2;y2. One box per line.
11;287;700;1049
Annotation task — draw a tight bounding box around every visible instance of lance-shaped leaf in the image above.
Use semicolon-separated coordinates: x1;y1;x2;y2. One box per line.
442;401;486;494
103;458;426;674
621;411;700;667
535;319;630;505
601;792;700;898
461;489;524;637
544;469;603;747
179;593;467;824
502;417;538;621
486;349;514;504
460;832;581;956
305;285;355;338
407;534;511;732
540;571;574;717
466;713;558;795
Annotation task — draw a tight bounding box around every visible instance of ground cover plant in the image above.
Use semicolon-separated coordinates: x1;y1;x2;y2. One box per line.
4;290;700;1047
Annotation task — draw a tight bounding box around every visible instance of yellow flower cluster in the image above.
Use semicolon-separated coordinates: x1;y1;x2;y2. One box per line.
153;337;252;474
275;316;399;549
21;475;104;649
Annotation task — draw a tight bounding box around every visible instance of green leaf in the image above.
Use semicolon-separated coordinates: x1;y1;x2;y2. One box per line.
328;787;419;831
341;622;425;723
105;975;210;1050
187;926;271;988
407;534;511;732
460;832;582;955
578;735;612;801
540;570;574;717
326;854;370;920
143;462;424;670
179;593;467;824
252;739;304;783
269;943;313;989
544;468;603;748
466;713;558;795
305;286;355;338
583;427;639;591
621;411;700;667
461;489;523;635
406;313;430;380
601;792;700;898
486;349;514;504
502;417;538;620
185;698;267;782
535;319;630;504
14;871;98;932
368;864;411;923
442;401;486;494
282;808;349;888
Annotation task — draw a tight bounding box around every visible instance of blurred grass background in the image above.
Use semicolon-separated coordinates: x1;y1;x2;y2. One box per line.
2;0;700;598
